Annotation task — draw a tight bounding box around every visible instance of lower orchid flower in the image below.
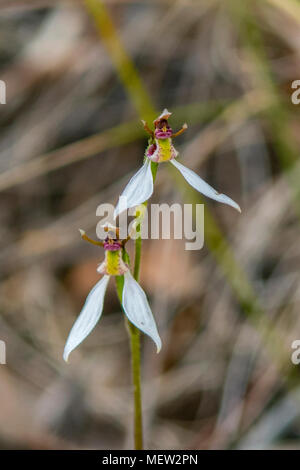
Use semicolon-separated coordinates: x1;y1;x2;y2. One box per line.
63;226;161;362
114;109;241;218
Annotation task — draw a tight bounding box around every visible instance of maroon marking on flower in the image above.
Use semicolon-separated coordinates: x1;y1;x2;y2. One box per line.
146;143;157;157
154;128;173;139
103;239;122;251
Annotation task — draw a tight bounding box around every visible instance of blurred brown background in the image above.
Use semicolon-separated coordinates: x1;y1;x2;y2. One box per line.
1;0;300;450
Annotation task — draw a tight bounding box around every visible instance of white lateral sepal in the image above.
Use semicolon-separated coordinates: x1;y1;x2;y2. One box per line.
171;158;241;212
122;271;161;352
114;159;153;219
63;275;110;361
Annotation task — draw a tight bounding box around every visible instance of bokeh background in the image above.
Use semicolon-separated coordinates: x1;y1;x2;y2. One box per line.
1;0;300;450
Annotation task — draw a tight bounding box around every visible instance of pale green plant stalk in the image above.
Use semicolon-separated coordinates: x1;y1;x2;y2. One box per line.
116;270;143;449
127;322;143;449
116;162;158;449
130;163;158;449
129;213;144;449
115;271;143;449
118;228;144;450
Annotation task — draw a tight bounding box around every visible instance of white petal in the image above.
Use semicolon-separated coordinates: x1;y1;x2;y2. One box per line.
114;159;153;219
170;159;241;212
122;271;161;352
63;275;110;362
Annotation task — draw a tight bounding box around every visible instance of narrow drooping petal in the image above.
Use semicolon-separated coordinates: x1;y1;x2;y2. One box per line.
170;159;241;212
122;271;161;352
114;159;153;219
63;275;110;361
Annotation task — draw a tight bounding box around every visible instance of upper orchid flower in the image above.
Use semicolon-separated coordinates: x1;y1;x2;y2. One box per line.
63;225;161;361
114;109;241;218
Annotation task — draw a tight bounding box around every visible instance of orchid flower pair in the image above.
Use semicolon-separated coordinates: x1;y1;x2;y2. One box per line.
64;110;241;361
63;225;161;361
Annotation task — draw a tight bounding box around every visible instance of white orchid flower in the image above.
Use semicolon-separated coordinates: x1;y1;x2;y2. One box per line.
114;109;241;218
63;230;161;362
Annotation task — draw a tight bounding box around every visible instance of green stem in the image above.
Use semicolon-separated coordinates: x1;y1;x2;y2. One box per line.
115;248;143;450
129;163;159;449
116;163;158;450
129;210;144;449
134;230;142;281
127;320;143;449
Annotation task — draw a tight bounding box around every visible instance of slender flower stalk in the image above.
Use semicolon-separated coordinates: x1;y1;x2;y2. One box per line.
130;214;143;449
122;187;158;449
116;212;144;449
115;165;158;450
